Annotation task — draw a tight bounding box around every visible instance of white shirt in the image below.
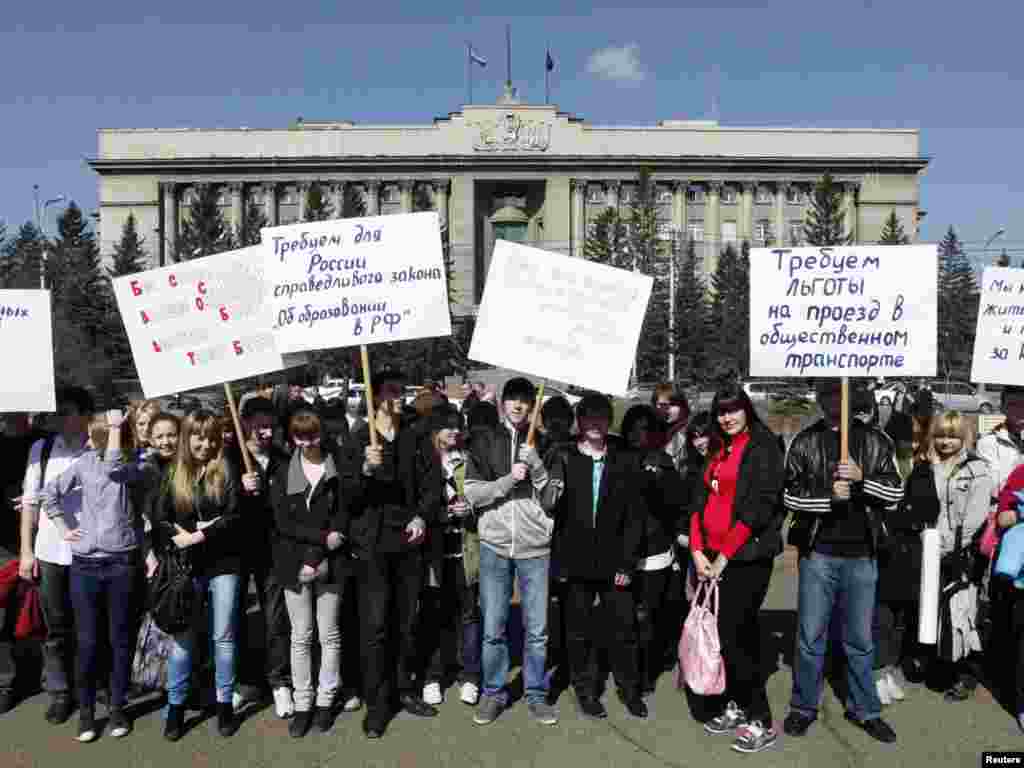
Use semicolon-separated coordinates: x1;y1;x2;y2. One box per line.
24;434;89;566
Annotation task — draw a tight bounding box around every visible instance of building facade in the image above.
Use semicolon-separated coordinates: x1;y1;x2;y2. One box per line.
89;97;929;318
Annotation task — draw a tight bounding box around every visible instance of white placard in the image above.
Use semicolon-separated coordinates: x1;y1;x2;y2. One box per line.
970;267;1024;385
749;244;938;377
262;212;451;354
468;240;653;397
0;290;55;412
112;246;288;399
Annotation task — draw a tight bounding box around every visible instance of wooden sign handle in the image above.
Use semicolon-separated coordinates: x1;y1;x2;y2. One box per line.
526;380;546;447
360;345;379;449
223;382;254;475
840;376;850;463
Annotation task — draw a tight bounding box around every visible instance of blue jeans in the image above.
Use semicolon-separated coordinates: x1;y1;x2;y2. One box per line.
479;545;549;706
791;553;881;721
166;573;239;708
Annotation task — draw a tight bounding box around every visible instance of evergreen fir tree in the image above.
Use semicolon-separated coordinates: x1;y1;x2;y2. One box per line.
627;167;670;381
1;222;44;289
342;185;367;218
706;242;751;382
803;172;851;247
303;181;334;222
937;226;978;379
582;208;629;269
51;203;109;351
237;204;269;247
672;238;708;384
878;210;910;245
413;184;434;213
108;212;148;277
175;184;233;261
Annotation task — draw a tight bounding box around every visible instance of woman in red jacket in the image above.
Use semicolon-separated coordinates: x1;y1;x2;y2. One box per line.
689;382;785;755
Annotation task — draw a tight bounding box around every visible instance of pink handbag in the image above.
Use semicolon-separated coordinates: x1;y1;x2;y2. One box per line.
675;579;726;695
979;511;1000;559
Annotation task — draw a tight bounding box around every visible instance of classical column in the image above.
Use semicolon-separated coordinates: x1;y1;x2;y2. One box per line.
606;180;620;210
774;180;789;247
399;180;414;214
265;183;278;227
160;182;178;264
706;181;722;274
740;181;755;242
331;182;346;218
229;182;243;232
843;181;859;243
365;180;381;216
297;182;310;222
673;180;689;243
570;178;585;259
432;180;450;229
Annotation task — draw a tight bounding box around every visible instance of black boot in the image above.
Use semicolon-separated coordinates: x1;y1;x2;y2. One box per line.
45;694;73;725
164;705;185;742
217;702;239;738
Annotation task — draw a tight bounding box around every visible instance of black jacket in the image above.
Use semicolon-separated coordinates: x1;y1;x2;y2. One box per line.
339;424;426;559
784;419;903;557
690;422;786;562
639;449;688;559
150;458;242;578
270;448;350;588
237;445;291;563
552;443;646;581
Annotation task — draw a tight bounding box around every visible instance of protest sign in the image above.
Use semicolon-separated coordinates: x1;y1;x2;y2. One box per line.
970;267;1024;385
0;290;55;412
112;246;289;399
262;212;451;355
748;244;938;378
468;240;652;397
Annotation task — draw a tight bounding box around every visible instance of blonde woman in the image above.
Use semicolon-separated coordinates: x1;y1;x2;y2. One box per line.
128;400;161;458
150;410;242;741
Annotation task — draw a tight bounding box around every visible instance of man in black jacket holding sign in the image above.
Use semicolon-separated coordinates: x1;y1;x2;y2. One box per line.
783;378;902;744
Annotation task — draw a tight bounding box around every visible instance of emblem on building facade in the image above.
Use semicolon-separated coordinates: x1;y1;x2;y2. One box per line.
471;113;551;152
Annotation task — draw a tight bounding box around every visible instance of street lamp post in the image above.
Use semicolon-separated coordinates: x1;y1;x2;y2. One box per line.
33;185;66;289
985;228;1006;263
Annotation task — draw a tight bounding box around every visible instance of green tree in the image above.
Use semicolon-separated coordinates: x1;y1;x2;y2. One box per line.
937;226;977;379
237;204;269;247
303;181;334;222
413;184;434;213
108;212;148;277
878;210;910;245
51;203;111;360
342;185;367;218
582;208;629;268
706;242;751;382
803;172;851;247
1;222;44;289
175;184;233;261
671;237;708;384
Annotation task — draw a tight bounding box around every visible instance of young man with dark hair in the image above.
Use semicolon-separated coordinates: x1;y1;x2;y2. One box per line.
554;394;647;720
465;377;560;726
341;369;435;739
233;397;295;718
19;386;94;724
783;379;902;744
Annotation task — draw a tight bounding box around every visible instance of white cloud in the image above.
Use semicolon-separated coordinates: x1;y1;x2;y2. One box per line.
586;44;646;82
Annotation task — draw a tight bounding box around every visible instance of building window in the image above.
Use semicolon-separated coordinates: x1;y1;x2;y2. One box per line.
756;219;773;244
722;221;738;244
381;184;400;204
756;186;772;204
656;185;673;204
656;222;674;241
620;185;636;204
687;185;704;203
721;186;738;205
688;221;705;242
789;220;805;245
786;186;804;205
278;186;299;224
587;185;606;205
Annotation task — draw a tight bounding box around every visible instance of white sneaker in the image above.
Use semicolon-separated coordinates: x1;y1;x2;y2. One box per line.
460;682;480;706
423;682;443;706
876;675;892;706
342;695;362;712
232;689;245;713
886;670;906;701
273;687;295;719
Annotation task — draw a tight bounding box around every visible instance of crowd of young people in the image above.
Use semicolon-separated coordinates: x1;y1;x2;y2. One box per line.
0;375;1021;755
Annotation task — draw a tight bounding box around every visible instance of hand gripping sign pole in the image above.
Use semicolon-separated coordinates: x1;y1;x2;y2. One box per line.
223;382;254;475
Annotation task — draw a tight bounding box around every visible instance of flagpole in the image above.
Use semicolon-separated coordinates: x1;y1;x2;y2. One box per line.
506;25;511;93
545;46;550;104
467;42;472;105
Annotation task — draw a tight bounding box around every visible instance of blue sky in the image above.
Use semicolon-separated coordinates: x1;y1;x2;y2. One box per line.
3;0;1021;264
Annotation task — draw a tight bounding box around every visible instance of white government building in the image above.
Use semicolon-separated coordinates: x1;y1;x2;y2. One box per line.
89;89;928;318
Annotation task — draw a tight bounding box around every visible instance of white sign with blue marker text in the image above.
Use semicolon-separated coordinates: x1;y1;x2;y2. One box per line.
0;290;56;412
261;212;452;354
749;244;938;378
970;267;1024;385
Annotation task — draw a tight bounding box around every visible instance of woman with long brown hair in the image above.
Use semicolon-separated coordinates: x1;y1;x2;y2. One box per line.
149;409;242;742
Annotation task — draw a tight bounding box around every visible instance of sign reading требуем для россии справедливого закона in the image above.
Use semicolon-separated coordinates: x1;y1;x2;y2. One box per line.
748;244;938;378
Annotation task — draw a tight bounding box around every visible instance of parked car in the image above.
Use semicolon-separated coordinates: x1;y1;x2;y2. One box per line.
930;381;999;414
742;380;816;404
